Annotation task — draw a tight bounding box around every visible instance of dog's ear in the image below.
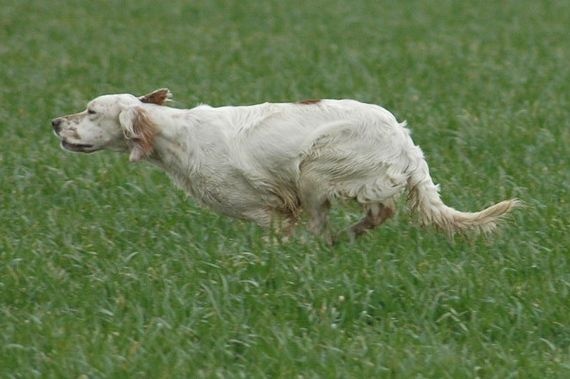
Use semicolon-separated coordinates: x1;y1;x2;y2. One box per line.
119;106;157;162
138;88;172;105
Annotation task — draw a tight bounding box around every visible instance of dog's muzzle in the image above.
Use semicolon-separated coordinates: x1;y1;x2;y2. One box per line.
51;118;63;134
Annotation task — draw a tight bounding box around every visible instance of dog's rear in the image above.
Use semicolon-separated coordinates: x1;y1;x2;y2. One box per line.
296;109;519;241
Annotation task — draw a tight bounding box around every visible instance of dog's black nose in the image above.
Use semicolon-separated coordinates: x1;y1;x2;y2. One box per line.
51;118;63;133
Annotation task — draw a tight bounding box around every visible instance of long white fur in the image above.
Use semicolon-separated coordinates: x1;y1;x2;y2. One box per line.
52;90;519;240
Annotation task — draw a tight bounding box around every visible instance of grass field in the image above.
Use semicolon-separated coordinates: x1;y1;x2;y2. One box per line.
1;0;569;377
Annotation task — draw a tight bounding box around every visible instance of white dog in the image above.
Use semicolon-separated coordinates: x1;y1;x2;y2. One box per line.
52;89;518;242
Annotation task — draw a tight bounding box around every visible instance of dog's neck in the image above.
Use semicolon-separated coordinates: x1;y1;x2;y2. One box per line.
144;107;233;201
139;107;204;174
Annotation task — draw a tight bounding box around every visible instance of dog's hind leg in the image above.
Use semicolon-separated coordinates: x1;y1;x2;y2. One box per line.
344;201;395;241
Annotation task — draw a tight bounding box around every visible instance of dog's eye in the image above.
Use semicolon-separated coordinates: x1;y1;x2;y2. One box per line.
87;109;96;115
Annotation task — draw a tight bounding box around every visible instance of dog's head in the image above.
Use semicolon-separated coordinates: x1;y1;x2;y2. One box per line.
51;88;171;162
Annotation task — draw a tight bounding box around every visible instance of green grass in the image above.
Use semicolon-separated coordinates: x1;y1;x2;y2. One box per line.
1;0;569;377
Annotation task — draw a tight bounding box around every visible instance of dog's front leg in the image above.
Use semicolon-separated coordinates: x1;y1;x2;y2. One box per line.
302;198;334;245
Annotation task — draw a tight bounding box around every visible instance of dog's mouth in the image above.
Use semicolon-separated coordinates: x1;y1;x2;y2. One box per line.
61;140;97;153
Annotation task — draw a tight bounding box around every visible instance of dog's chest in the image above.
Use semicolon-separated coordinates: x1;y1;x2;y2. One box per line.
167;159;299;220
166;163;260;217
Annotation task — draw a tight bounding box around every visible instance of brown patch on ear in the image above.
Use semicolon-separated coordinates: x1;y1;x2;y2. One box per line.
297;99;321;105
119;107;158;162
139;88;172;105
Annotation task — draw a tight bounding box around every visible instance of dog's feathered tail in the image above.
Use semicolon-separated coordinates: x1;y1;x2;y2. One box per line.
406;149;520;235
